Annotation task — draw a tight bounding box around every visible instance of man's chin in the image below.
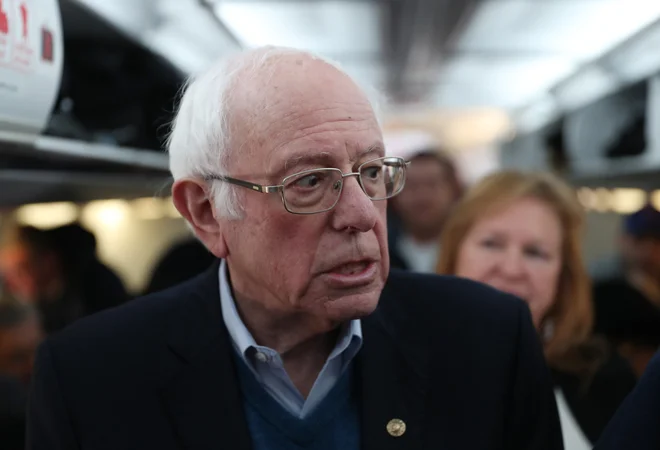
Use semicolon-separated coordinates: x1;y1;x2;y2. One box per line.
322;290;381;321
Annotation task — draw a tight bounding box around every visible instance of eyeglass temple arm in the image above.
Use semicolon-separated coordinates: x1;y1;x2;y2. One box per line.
206;175;281;194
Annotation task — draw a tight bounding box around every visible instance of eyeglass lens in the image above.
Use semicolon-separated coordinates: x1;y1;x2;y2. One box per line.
282;158;406;214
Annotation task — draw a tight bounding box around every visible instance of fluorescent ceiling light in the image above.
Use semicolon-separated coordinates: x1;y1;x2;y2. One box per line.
610;188;647;214
593;188;614;213
450;0;660;114
132;198;166;221
651;191;660;211
214;1;381;54
82;200;131;229
456;0;660;61
16;202;79;229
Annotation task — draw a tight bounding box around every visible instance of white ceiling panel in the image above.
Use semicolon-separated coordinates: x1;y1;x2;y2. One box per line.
336;60;387;91
605;21;660;82
515;94;560;133
553;65;620;110
215;1;382;56
455;0;660;62
432;56;576;109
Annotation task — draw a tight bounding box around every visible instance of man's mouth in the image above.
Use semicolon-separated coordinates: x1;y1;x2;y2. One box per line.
332;261;370;275
320;259;379;288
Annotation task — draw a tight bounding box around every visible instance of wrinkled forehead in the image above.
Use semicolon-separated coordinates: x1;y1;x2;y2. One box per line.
227;57;382;174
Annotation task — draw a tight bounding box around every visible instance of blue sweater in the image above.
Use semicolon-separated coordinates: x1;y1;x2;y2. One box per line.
233;354;361;450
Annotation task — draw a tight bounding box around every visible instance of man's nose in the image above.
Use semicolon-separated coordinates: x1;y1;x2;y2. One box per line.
330;176;378;232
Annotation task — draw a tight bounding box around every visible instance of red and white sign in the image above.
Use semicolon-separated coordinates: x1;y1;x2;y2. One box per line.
0;0;63;133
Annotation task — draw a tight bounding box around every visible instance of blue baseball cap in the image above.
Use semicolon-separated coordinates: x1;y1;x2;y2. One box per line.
624;204;660;238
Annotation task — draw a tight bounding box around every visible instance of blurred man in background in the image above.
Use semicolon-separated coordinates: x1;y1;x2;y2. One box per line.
593;205;660;378
0;226;60;306
0;293;42;450
144;238;215;295
0;223;129;334
388;149;462;272
0;299;43;386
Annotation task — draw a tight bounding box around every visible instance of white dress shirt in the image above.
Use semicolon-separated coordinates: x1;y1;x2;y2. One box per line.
397;234;440;273
554;388;592;450
219;260;363;418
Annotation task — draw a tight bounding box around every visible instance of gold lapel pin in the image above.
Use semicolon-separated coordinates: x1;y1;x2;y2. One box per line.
386;418;406;437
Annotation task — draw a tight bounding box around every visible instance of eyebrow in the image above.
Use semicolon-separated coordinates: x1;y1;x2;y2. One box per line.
282;144;384;173
482;231;558;249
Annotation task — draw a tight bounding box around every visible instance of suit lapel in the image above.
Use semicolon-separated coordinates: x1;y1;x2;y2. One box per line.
157;263;430;450
358;285;430;450
159;262;252;450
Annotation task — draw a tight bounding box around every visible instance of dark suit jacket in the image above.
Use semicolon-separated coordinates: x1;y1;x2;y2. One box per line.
593;277;660;347
595;350;660;450
27;264;562;450
0;375;27;450
387;215;411;271
553;351;636;444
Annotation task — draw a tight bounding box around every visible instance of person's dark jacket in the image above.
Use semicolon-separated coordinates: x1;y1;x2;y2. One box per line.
144;239;216;295
595;350;660;449
386;211;410;271
27;265;563;450
593;277;660;348
0;375;27;450
553;349;637;444
39;224;129;334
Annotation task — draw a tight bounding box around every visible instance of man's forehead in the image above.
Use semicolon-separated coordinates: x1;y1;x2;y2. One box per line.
228;58;380;173
232;56;371;123
280;144;384;168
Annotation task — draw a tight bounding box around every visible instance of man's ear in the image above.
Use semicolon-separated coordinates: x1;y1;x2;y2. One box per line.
172;179;228;258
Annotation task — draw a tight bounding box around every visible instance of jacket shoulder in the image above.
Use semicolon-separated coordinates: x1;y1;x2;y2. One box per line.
44;273;213;372
384;269;525;317
381;270;528;346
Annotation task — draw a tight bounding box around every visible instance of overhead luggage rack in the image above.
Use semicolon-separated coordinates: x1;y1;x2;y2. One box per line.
0;130;169;172
0;131;172;207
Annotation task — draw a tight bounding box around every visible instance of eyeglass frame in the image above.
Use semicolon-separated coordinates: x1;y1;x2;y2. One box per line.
204;156;410;215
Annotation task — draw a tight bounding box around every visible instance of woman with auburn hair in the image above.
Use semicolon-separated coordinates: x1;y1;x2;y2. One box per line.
437;170;636;449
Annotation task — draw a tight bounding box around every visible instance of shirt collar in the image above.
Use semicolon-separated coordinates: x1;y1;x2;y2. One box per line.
219;259;363;360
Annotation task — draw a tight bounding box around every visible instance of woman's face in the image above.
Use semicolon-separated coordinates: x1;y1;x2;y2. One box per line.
455;197;563;328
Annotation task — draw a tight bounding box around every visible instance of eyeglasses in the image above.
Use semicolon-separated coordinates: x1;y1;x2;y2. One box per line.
205;156;410;215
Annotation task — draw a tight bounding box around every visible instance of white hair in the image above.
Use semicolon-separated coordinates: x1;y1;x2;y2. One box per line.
167;46;385;220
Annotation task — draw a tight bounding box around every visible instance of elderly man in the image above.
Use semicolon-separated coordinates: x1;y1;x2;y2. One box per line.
27;47;562;450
